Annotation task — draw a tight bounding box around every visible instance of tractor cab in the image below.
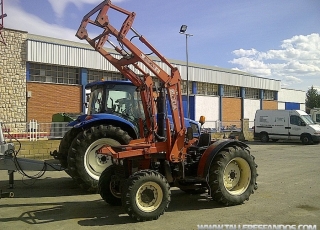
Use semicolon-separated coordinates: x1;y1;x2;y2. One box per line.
86;80;145;122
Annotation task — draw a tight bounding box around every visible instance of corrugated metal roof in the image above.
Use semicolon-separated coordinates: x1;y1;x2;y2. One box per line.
27;33;281;91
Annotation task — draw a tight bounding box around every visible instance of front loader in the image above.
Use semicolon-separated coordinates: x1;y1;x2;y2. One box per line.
76;0;258;221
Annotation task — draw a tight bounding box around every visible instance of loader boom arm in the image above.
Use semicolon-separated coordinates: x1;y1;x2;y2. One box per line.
76;0;188;161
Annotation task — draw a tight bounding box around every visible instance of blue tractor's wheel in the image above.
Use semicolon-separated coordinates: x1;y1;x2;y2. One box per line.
68;125;131;192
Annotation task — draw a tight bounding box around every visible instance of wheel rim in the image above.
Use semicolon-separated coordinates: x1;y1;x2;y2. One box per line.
223;157;251;195
110;176;121;198
84;138;119;180
136;181;163;213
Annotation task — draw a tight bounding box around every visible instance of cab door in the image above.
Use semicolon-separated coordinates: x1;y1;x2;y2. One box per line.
288;115;304;140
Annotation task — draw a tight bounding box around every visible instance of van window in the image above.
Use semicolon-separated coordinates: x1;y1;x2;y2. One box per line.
290;115;304;126
301;115;315;125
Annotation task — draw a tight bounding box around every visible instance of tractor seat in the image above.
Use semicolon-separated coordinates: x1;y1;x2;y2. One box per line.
189;133;211;151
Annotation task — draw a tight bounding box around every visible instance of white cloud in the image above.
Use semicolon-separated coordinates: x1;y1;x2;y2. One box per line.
283;75;302;84
313;86;320;92
232;48;258;57
47;0;126;20
6;0;81;42
230;33;320;90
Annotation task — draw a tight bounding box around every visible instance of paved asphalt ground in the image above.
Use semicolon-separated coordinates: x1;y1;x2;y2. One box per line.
0;141;319;230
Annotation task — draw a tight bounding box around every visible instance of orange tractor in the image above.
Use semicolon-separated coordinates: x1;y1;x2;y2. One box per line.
76;0;258;221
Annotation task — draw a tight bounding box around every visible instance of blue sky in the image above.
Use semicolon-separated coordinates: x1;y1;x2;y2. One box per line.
4;0;320;92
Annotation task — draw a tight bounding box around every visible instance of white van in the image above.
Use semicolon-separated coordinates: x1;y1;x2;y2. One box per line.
310;108;320;124
254;110;320;144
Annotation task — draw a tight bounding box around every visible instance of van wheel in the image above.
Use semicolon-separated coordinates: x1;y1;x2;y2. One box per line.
260;133;269;143
301;134;313;145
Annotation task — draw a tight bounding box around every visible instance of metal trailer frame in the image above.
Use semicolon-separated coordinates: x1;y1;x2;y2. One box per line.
0;122;62;198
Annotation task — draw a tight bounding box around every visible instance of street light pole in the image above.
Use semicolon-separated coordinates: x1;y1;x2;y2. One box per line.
179;25;193;119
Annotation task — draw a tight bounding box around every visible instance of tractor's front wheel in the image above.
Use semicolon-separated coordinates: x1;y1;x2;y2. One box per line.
209;146;258;206
98;165;122;206
68;125;131;192
122;170;171;221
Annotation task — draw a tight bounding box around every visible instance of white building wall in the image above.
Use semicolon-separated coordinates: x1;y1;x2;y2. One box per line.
278;102;285;110
195;96;219;128
300;104;306;111
278;88;305;103
243;99;260;122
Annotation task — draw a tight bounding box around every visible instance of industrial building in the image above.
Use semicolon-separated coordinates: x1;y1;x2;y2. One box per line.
0;28;306;128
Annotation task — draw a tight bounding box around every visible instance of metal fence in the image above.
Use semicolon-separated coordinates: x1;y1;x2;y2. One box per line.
1;119;254;141
201;120;255;133
201;120;244;133
1;120;72;141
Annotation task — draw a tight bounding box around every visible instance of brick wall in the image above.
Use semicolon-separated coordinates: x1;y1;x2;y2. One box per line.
262;100;278;110
222;97;241;122
27;82;82;122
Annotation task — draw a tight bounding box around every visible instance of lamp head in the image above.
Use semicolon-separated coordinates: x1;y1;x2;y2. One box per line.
179;25;187;33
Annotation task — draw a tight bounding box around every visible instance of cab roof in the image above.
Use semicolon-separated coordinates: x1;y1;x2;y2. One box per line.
85;80;132;89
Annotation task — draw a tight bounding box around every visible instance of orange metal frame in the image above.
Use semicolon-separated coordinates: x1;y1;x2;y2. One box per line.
76;0;194;163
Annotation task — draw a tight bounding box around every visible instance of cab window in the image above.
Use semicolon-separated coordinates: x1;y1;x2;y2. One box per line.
290;115;304;126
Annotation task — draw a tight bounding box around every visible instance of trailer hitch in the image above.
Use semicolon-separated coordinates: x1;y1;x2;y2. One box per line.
0;189;14;199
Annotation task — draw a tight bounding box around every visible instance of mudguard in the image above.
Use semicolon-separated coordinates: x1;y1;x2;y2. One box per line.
66;114;139;138
197;139;249;180
71;114;135;128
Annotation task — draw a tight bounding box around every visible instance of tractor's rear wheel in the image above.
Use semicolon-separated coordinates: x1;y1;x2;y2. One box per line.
68;125;131;192
209;146;258;206
58;128;80;172
122;170;171;221
98;165;122;206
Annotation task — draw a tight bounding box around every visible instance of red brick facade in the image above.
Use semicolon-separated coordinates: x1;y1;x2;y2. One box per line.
27;82;82;122
222;97;242;122
262;100;278;110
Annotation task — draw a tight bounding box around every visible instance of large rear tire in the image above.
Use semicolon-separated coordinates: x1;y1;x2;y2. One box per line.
68;125;131;192
122;170;171;221
58;128;80;170
209;145;258;206
98;165;122;206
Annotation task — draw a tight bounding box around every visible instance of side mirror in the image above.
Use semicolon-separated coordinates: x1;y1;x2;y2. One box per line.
199;116;206;126
186;127;193;140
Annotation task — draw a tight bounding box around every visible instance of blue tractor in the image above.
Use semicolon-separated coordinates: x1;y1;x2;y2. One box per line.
54;80;201;192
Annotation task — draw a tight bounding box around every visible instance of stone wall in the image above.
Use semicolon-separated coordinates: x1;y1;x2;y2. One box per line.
12;140;60;160
0;28;27;123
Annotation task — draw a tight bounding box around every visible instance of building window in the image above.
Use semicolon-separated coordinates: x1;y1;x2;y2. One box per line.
182;80;192;95
245;88;259;99
264;90;275;100
87;69;126;83
197;82;206;95
29;63;79;84
196;82;218;96
224;85;240;97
